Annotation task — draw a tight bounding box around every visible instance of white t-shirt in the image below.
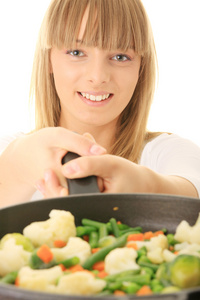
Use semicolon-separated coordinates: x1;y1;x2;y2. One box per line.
1;132;200;200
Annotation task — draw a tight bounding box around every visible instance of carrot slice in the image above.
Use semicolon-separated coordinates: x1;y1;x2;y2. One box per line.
127;233;144;241
53;240;67;248
97;270;109;278
136;285;153;296
92;248;101;253
92;261;105;272
143;231;154;240
37;244;54;263
114;290;126;296
126;242;138;250
69;264;84;272
59;264;67;271
153;230;164;236
15;277;20;286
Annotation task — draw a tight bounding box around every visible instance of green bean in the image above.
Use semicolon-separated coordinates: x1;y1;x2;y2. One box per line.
152;285;164;293
89;231;99;248
109;218;120;237
150;278;162;286
137;255;151;264
58;256;80;268
76;225;97;237
119;230;141;236
106;222;129;233
150;278;164;293
116;223;130;230
119;227;142;235
82;219;131;233
138;261;159;272
140;266;155;278
82;233;129;270
116;273;151;285
105;269;140;282
0;271;18;284
99;224;108;240
98;235;116;248
137;246;147;258
121;282;141;294
106;281;122;292
82;219;107;229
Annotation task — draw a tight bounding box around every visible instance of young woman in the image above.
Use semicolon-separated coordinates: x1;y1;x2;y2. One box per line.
0;0;200;207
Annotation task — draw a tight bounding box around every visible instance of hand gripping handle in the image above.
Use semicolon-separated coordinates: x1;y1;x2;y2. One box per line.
62;152;100;195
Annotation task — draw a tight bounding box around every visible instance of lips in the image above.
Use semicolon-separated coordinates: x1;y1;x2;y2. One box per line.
78;92;112;102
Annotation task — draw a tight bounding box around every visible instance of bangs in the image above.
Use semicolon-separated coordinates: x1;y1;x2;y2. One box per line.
41;0;150;55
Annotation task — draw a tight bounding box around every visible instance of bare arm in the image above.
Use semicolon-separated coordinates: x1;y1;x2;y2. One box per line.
0;128;106;207
62;155;198;197
38;155;198;198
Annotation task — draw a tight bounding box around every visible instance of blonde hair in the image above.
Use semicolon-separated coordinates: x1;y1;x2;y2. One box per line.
30;0;158;162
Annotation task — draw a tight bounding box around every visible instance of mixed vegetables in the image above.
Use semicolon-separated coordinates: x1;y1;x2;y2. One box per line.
0;209;200;296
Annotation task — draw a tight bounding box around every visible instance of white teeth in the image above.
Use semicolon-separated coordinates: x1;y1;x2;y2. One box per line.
80;93;110;101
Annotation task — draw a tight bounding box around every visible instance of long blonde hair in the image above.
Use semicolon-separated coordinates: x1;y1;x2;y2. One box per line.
30;0;158;162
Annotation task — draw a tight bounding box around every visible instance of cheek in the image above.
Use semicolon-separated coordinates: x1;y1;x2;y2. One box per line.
120;70;139;101
52;65;77;96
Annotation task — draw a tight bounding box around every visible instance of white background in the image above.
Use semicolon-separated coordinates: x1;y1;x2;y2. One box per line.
0;0;199;146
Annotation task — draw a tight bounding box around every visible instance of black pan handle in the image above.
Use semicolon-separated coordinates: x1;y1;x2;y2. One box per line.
62;152;100;195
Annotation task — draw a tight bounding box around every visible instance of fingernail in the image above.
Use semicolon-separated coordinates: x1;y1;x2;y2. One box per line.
90;144;106;155
64;162;81;174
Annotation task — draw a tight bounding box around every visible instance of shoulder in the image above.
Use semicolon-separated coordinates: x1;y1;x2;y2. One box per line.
139;132;200;170
140;133;200;197
141;133;200;159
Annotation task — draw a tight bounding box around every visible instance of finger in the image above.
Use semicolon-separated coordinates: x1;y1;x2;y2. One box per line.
44;169;69;197
82;132;96;142
97;177;104;192
36;169;68;198
42;127;106;156
35;179;46;196
62;155;114;179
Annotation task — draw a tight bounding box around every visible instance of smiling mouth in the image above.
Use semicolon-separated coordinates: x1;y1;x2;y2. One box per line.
78;92;112;102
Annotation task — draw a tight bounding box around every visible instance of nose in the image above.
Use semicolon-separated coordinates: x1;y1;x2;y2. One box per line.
86;52;110;86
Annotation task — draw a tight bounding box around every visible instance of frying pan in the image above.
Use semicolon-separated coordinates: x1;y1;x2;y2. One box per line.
0;153;200;300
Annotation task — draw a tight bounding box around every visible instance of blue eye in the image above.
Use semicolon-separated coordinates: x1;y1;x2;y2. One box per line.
66;50;84;57
112;54;130;62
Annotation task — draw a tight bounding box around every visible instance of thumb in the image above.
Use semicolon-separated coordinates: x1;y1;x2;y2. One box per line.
62;155;111;179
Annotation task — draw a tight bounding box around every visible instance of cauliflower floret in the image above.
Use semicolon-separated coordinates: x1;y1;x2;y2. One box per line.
176;243;200;258
146;235;168;264
104;247;139;275
52;271;106;295
52;237;91;264
23;210;76;247
146;235;168;252
0;238;31;276
174;214;200;244
18;266;63;292
162;249;177;262
147;248;164;264
174;242;190;251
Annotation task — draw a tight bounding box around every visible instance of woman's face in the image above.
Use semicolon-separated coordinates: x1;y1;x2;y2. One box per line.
50;10;141;133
